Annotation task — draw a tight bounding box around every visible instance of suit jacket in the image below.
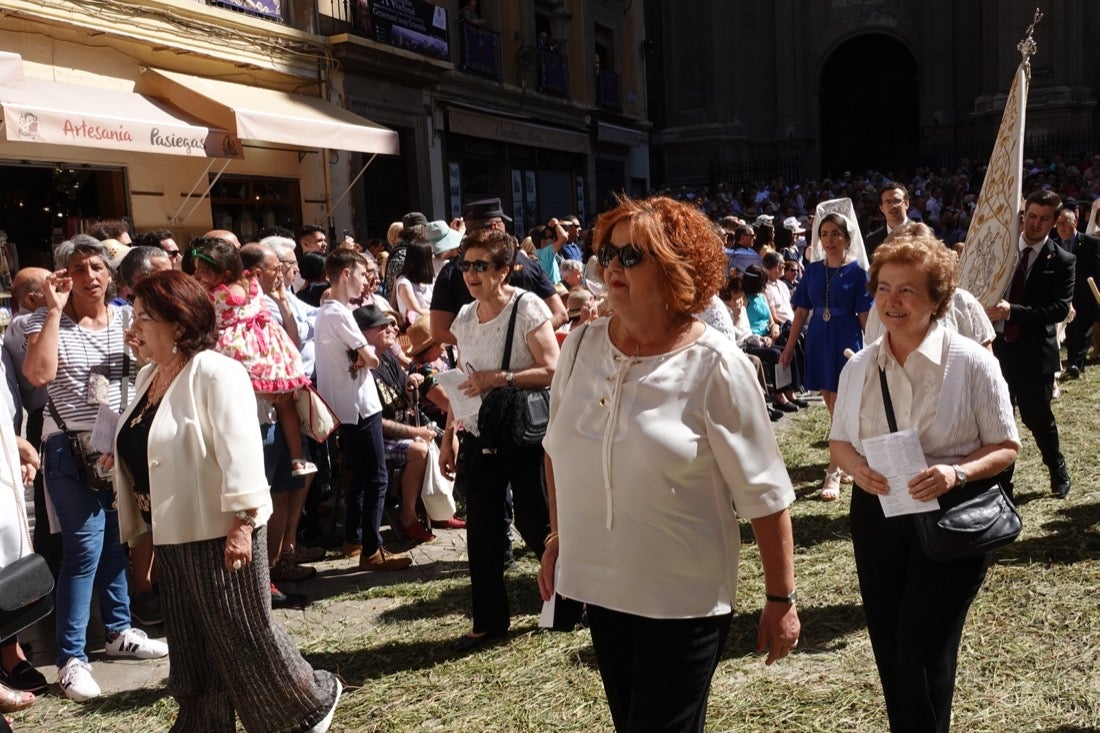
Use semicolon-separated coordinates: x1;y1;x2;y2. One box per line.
1058;232;1100;319
864;227;887;259
1004;239;1075;374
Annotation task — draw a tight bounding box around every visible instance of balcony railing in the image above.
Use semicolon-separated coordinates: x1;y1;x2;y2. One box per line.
596;69;622;112
537;48;569;99
459;23;502;82
206;0;285;22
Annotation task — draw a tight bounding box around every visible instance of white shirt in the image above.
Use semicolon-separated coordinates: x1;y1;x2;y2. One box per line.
264;292;318;377
544;320;795;618
314;300;382;423
764;279;794;323
0;355;28;567
830;323;1020;466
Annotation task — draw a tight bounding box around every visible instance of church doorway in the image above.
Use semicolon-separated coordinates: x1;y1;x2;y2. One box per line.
819;34;919;178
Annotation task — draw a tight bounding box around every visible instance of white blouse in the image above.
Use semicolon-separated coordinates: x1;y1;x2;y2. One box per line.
544;319;795;619
830;322;1020;465
452;288;551;437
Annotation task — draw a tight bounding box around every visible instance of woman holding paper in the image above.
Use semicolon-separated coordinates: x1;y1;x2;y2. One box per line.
439;228;577;652
829;232;1020;732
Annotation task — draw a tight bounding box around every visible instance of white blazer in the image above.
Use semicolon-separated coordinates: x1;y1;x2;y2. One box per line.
115;350;272;547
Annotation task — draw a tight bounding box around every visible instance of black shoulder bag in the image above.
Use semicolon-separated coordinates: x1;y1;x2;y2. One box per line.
878;367;1021;562
477;292;552;452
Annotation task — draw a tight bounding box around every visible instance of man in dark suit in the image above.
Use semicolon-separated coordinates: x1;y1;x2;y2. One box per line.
1053;205;1100;378
864;182;911;259
987;190;1076;498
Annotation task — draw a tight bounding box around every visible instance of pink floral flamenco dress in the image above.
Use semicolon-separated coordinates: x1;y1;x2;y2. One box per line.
211;278;309;393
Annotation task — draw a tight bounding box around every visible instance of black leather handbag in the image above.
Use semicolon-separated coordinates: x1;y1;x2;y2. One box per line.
0;424;55;641
0;554;55;641
878;367;1022;562
477;292;550;452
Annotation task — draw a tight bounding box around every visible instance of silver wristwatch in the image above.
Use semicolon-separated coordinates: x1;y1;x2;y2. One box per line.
234;510;257;529
952;465;967;490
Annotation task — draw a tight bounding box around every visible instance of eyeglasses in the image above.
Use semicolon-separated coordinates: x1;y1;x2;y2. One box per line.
597;243;645;269
164;250;182;260
278;258;297;266
456;259;500;273
784;266;798;272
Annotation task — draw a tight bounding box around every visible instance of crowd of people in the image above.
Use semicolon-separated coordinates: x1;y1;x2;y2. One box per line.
0;149;1095;731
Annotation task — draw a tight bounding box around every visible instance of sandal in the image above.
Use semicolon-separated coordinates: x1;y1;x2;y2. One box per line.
0;682;34;713
290;460;318;477
839;470;854;485
0;661;48;695
820;469;842;502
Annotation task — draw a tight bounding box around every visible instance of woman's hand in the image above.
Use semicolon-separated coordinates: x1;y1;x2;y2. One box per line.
757;601;800;666
43;270;73;312
537;537;558;602
908;464;955;502
16;437;38;485
439;432;459;480
778;344;794;368
459;369;503;397
850;460;889;495
98;453;115;473
224;523;254;572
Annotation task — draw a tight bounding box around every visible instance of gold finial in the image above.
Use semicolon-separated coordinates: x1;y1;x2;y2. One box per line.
1017;7;1043;61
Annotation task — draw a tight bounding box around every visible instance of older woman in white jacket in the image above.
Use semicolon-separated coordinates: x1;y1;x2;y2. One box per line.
112;271;340;733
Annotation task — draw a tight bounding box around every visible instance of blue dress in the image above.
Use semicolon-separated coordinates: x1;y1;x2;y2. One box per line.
791;260;872;392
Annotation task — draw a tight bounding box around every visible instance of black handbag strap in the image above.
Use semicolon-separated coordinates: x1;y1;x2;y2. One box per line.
878;367;899;433
499;291;528;371
46;397;70;435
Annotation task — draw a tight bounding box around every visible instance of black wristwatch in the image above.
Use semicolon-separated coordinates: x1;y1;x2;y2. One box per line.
765;590;797;605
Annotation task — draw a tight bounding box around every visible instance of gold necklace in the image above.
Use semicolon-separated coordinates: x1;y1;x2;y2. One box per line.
129;360;184;428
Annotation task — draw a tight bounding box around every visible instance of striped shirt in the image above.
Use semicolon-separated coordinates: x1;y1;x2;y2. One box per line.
25;305;132;437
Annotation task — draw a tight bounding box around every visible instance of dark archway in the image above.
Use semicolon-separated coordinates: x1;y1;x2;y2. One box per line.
820;34;919;178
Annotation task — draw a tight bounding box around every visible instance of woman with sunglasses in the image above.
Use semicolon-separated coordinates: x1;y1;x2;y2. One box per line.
439;228;578;651
538;195;800;733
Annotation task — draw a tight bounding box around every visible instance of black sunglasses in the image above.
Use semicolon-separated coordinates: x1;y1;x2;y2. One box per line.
597;243;645;269
456;258;501;273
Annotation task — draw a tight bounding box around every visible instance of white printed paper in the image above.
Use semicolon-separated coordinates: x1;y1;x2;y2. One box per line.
861;428;940;517
434;369;482;426
89;403;120;454
774;362;792;390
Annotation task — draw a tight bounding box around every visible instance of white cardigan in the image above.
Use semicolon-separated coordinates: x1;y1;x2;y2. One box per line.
115;350;272;547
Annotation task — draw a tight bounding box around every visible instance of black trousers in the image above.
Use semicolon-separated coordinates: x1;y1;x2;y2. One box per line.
993;339;1062;467
586;605;732;733
1064;315;1095;371
339;412;388;554
460;433;580;634
850;487;990;733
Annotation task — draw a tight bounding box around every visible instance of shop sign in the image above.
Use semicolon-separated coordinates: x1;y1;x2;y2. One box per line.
3;105;242;159
449;108;588;154
210;0;283;21
356;0;450;62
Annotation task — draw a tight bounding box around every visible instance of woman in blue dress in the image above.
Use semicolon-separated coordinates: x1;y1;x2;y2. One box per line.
780;211;872;500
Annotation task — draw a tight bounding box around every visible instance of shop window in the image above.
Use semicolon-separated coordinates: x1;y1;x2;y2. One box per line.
209;176;301;242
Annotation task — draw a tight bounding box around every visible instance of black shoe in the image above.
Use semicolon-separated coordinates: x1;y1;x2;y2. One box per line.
1065;365;1081;380
451;631;506;652
270;582;310;610
1049;458;1071;499
790;397;810;408
0;661;48;695
775;401;799;413
768;408;783;422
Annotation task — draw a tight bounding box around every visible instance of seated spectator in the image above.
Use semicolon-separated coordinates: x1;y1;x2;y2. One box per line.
354;306;442;544
742;265;800;413
559;259;585;292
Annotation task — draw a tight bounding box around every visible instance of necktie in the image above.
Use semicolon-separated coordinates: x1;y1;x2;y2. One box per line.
1004;248;1033;341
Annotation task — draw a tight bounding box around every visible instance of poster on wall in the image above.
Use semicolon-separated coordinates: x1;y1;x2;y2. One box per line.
356;0;450;62
210;0;283;21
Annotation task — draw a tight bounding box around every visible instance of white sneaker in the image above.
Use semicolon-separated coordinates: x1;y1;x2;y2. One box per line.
59;658;101;701
104;627;169;659
308;679;342;733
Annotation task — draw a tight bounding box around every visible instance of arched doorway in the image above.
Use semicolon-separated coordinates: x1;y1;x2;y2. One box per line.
820;34;919;178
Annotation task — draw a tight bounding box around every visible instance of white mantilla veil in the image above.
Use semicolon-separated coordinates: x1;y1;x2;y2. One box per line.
807;197;869;270
1087;198;1100;235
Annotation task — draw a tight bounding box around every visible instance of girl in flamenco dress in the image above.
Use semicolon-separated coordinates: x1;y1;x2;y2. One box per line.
186;236;316;477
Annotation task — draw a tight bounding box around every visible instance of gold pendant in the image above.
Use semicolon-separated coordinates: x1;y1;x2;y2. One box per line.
822;308;831;323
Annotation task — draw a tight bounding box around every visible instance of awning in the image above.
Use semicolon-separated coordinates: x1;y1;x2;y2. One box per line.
0;52;24;89
0;77;242;158
138;68;400;155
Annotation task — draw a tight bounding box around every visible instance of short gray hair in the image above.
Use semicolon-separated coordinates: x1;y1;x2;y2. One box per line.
259;235;296;260
54;233;105;270
560;258;583;276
